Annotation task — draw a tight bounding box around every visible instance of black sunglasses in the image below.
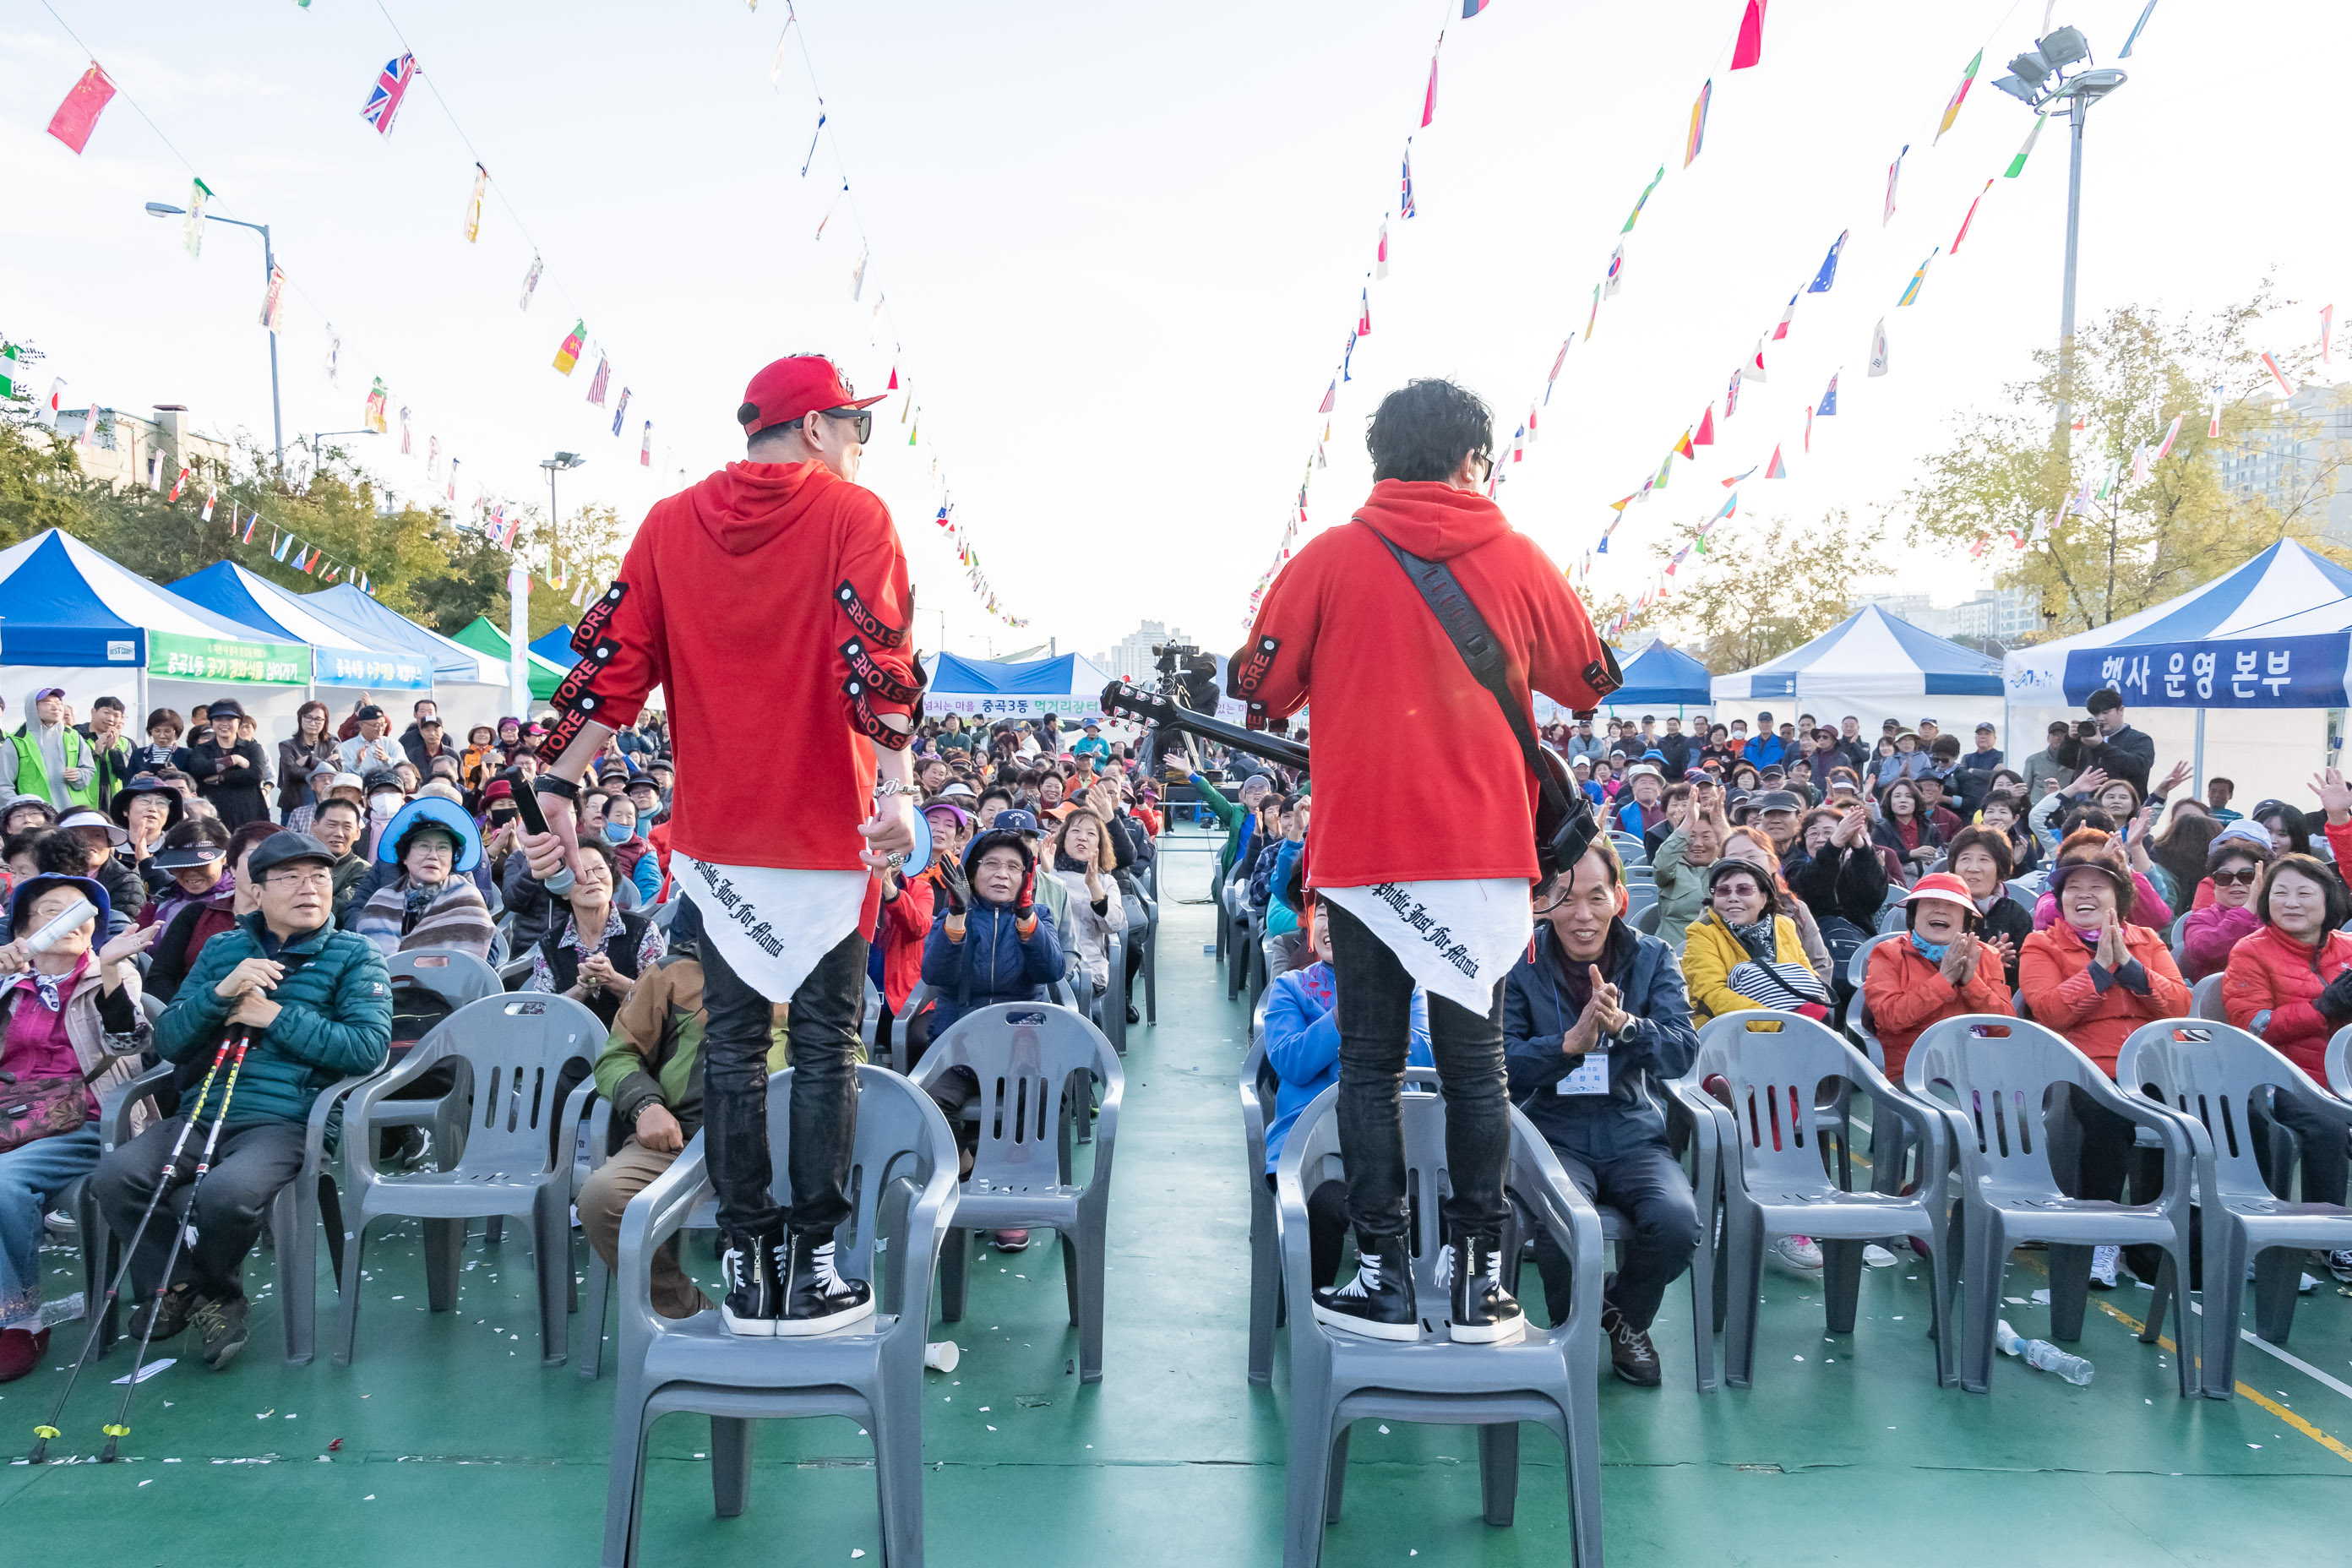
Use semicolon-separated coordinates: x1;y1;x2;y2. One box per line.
788;406;873;444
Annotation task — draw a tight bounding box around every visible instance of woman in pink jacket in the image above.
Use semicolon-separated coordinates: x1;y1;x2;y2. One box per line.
2178;823;2274;982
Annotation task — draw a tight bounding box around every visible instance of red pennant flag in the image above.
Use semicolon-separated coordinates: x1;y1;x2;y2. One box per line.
1730;0;1766;69
1695;405;1716;446
1951;179;1994;253
1421;36;1441;128
887;365;900;390
1764;444;1787;478
46;63;117;155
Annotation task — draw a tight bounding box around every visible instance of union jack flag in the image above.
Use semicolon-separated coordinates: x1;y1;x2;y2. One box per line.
361;54;416;139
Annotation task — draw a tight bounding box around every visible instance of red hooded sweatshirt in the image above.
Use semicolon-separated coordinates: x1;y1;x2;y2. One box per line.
549;460;922;874
1231;481;1615;887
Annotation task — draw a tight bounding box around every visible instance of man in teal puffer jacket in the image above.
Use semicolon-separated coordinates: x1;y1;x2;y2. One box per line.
90;831;390;1369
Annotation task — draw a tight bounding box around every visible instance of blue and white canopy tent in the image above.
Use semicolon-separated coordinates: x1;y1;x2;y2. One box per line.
1711;604;2005;736
0;529;311;730
924;652;1120;725
2004;539;2352;807
1596;640;1713;718
172;560;434;694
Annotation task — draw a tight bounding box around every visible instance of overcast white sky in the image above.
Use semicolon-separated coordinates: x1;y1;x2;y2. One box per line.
3;0;2345;669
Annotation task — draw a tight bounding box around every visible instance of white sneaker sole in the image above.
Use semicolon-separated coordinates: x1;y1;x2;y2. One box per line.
720;1306;776;1337
1448;1315;1528;1346
773;1294;877;1337
1311;1302;1420;1342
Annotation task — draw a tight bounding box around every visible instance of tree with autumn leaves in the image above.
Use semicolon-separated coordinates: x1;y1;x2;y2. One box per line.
1903;291;2352;635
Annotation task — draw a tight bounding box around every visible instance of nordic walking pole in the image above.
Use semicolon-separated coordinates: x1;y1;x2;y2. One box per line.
28;1035;235;1465
99;1031;252;1463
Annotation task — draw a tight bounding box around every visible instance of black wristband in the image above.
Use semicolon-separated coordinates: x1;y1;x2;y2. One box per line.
534;775;580;803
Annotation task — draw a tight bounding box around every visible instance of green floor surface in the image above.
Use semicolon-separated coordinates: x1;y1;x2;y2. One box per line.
3;825;2347;1564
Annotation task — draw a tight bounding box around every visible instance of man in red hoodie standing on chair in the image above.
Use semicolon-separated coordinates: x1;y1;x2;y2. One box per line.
520;354;923;1337
1233;378;1618;1346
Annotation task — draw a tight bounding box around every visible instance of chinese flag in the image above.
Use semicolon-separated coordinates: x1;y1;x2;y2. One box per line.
46;63;117;155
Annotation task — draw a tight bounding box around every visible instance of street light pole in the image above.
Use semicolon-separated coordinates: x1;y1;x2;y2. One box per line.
1992;29;2125;458
2050;69;2126;450
144;203;282;468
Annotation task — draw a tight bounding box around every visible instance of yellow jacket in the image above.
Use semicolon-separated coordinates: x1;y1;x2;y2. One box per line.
1680;908;1819;1025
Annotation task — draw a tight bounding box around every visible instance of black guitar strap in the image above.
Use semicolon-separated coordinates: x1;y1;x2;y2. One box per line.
1363;523;1614;873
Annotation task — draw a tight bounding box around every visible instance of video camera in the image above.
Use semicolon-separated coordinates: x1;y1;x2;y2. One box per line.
1152;642;1222;716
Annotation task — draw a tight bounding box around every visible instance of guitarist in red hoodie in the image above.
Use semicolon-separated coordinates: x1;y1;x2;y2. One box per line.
520;354;924;1339
1233;378;1618;1345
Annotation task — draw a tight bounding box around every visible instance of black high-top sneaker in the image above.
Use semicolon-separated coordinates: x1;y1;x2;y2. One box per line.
778;1231;875;1336
720;1229;781;1337
1446;1234;1527;1345
1311;1234;1418;1342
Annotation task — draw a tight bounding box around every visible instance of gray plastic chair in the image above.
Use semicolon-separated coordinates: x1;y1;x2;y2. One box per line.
1276;1075;1605;1568
600;1065;959;1568
274;1063;387;1364
1633;901;1663;938
2115;1019;2352;1398
1904;1014;2199;1396
2331;1024;2352;1097
1700;1012;1954;1387
68;1059;173;1354
1242;990;1282;1384
1134;882;1160;1024
335;994;604;1366
912;1002;1124;1382
370;947;512;1153
2191;973;2230;1021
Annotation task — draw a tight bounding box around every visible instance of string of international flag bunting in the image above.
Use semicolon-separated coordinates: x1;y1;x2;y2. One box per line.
1244;0;2262;641
32;0;1026;628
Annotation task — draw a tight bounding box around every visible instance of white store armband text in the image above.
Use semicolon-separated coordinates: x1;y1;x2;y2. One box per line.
1556;1052;1610;1096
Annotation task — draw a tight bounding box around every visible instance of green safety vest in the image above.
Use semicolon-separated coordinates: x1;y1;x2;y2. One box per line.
8;723;100;811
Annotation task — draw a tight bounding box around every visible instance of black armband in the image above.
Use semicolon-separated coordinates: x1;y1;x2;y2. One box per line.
534;775;580;803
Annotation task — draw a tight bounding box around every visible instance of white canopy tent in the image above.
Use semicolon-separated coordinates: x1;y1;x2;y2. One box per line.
1710;605;2006;737
2004;540;2352;808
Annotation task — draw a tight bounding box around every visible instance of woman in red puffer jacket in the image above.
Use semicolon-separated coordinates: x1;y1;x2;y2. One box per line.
2219;853;2352;1081
2221;852;2352;1225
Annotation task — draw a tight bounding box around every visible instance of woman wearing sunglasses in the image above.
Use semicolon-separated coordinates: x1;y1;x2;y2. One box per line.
2177;821;2274;983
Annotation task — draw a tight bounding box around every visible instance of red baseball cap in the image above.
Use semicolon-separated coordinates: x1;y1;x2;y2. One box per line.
737;355;886;438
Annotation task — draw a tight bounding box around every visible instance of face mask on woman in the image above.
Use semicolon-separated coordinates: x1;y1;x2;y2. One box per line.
603;821;634;845
370;792;404;817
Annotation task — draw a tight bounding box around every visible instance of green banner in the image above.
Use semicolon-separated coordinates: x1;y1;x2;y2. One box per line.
147;629;309;686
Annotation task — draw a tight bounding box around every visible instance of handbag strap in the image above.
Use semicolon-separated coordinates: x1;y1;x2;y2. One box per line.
1363;525;1573;819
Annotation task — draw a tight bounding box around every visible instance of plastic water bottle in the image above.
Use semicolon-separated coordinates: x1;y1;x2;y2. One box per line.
2025;1340;2095;1385
1994;1319;2093;1384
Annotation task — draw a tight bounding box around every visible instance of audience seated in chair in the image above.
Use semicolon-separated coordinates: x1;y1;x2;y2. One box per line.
2179;821;2276;983
0;875;154;1381
2017;853;2191;1290
1945;825;2031;989
1502;841;1700;1387
1860;872;2014;1084
2221;852;2352;1258
524;836;663;1031
351;798;496;961
1681;858;1833;1027
89;831;390;1373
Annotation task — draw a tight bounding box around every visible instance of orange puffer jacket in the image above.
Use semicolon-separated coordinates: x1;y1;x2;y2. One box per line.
2220;923;2352;1079
2017;922;2191;1074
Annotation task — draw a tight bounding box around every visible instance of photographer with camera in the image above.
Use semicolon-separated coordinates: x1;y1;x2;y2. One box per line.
1230;377;1618;1348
